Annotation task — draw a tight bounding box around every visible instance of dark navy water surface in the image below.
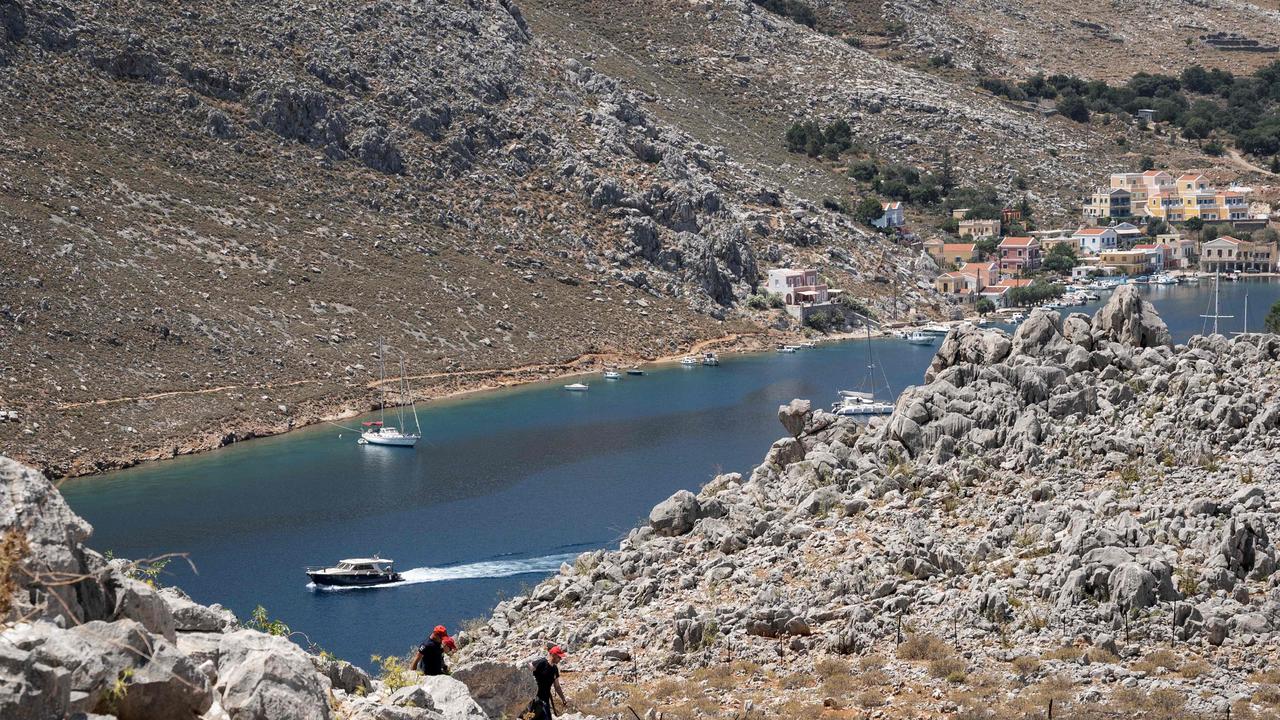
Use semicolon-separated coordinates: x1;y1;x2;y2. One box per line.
59;280;1276;665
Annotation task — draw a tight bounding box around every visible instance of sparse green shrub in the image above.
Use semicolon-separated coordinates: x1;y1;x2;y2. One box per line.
246;605;291;637
371;654;416;693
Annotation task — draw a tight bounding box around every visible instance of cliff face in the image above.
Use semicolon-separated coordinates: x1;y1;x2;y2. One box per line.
462;286;1280;718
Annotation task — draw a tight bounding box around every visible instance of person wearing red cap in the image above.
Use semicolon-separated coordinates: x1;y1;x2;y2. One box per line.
410;625;449;676
527;645;568;719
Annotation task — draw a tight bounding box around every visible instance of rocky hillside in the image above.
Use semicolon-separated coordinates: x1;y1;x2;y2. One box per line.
462;286;1280;719
816;0;1280;82
1;0;1255;479
0;0;939;478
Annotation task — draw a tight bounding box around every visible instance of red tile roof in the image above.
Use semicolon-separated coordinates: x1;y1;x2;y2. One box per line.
998;236;1035;247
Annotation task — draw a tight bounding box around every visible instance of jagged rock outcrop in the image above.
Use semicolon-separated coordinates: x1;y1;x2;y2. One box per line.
462;290;1280;717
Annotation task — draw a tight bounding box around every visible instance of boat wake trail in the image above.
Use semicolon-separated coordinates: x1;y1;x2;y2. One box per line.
308;552;581;592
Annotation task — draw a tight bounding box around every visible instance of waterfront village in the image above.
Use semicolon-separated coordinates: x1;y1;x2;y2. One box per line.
763;169;1278;327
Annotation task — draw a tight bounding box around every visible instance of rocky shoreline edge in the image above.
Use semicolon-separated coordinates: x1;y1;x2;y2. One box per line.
33;324;866;482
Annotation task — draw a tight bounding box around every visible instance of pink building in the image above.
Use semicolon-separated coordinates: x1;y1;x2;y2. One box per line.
997;236;1042;276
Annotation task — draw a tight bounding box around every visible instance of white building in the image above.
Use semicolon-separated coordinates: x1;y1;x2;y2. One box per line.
872;201;905;229
1072;226;1119;255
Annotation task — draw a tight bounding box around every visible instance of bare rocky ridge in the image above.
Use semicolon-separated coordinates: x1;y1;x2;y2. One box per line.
461;286;1280;718
872;0;1280;81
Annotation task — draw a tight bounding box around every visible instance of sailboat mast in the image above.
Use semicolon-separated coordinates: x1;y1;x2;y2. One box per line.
1214;271;1220;336
379;337;386;425
400;353;422;438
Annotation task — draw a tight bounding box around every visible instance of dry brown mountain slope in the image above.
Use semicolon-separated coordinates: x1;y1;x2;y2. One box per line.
519;0;1206;218
873;0;1280;81
0;0;1251;479
0;0;932;477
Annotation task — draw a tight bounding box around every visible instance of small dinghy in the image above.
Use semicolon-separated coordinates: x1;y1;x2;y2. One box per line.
564;382;589;391
626;367;645;376
603;369;621;380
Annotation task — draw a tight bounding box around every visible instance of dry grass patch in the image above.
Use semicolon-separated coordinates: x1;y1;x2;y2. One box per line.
1111;686;1187;719
1044;645;1083;662
929;655;968;684
1249;669;1280;684
1010;655;1041;679
858;669;889;687
859;653;887;671
856;688;884;709
1132;648;1182;674
1177;659;1209;679
896;633;952;661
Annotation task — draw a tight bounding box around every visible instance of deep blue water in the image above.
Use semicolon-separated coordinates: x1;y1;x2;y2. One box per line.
58;280;1276;665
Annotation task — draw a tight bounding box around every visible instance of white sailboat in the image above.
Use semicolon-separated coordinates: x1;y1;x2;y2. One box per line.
1200;271;1233;337
360;340;423;447
833;326;895;416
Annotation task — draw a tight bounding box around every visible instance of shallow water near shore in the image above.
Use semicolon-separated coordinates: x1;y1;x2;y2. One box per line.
60;279;1278;665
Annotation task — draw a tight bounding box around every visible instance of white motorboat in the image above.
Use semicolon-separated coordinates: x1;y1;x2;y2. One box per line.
564;382;589;391
776;345;797;354
701;352;720;366
799;341;817;348
626;367;645;376
904;331;935;345
360;339;422;448
919;324;950;336
306;557;402;587
1151;273;1178;285
680;356;699;366
603;369;621;379
1008;313;1025;323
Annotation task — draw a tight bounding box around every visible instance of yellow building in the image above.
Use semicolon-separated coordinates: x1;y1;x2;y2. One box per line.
1099;250;1156;276
1144;174;1250;223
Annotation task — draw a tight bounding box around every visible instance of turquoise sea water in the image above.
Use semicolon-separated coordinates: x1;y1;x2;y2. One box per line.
59;280;1277;664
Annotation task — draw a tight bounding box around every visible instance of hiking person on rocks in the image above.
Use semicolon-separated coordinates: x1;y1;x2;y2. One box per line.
410;625;450;676
526;645;568;719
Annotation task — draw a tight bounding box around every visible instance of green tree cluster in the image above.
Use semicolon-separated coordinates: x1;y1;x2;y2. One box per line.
1041;243;1079;274
999;62;1280;157
750;0;816;27
785;119;854;158
1007;281;1065;307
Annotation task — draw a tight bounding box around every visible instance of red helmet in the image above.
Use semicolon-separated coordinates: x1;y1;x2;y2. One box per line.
443;636;457;651
433;625;447;635
549;645;566;658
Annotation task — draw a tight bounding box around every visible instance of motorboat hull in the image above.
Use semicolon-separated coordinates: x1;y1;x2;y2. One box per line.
307;572;403;587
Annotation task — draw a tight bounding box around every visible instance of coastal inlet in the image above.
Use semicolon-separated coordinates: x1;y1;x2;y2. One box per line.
60;280;1279;664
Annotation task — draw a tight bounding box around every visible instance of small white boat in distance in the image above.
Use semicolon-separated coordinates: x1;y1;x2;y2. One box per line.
680;356;699;366
564;382;589;391
360;339;423;448
701;352;720;366
603;369;621;380
919;324;950;336
904;331;935;345
800;341;817;348
776;345;797;353
1151;273;1178;285
626;367;645;375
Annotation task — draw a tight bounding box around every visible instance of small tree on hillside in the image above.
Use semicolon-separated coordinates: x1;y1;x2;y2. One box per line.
1266;301;1280;334
854;196;884;225
1042;243;1079;274
1139;156;1156;171
975;298;996;316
